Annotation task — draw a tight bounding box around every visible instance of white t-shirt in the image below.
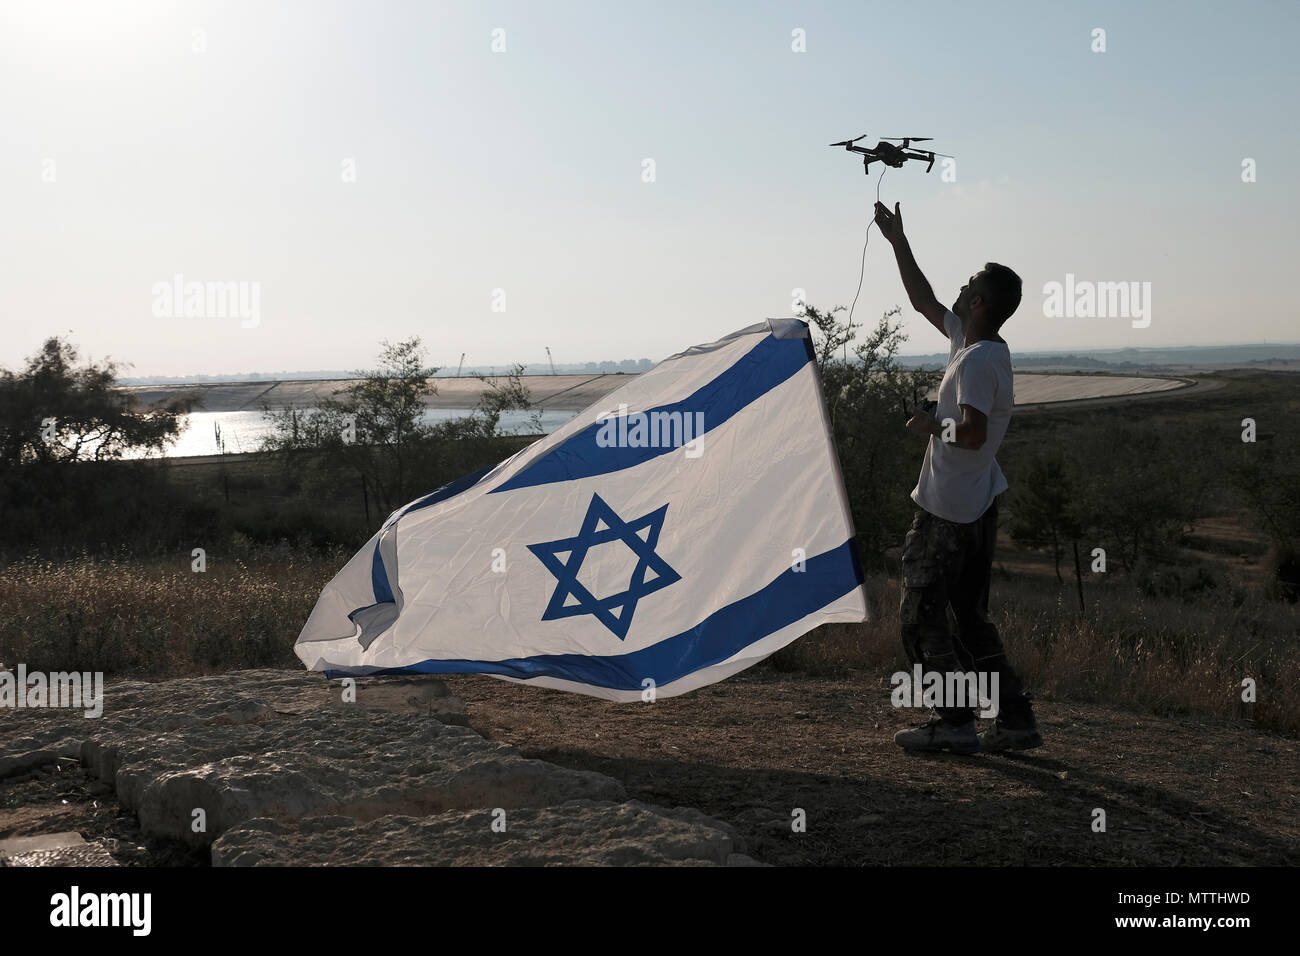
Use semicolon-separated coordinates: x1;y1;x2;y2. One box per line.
910;310;1012;524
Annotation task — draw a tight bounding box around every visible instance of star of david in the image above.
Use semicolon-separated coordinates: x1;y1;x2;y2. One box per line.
526;493;681;640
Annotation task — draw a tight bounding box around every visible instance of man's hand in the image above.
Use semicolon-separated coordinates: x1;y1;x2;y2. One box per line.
874;201;905;245
906;411;937;438
904;406;989;448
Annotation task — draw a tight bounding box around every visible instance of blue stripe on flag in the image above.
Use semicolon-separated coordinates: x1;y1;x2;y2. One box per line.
328;537;864;690
369;546;395;605
488;330;810;495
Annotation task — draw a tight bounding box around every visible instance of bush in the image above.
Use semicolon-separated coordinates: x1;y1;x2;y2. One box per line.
1132;558;1220;601
1263;547;1300;603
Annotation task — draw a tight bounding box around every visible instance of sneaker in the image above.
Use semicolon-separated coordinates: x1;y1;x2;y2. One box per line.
894;717;980;755
978;719;1044;752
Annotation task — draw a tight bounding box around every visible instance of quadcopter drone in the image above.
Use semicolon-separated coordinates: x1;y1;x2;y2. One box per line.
829;134;952;174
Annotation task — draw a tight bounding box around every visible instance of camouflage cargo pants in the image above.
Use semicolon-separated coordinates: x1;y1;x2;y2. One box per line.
899;496;1034;725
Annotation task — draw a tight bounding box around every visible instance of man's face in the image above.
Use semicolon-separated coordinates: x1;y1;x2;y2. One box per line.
953;271;985;318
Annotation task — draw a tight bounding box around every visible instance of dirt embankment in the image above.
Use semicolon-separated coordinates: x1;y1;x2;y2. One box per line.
122;374;632;413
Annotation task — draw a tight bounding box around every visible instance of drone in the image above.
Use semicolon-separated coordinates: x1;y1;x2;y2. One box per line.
829;134;952;174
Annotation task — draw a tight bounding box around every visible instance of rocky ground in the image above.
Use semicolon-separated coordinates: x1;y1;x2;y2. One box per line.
2;667;1297;866
0;670;756;866
457;669;1300;866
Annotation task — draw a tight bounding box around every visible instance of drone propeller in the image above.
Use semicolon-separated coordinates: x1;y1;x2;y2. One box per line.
880;136;932;142
829;133;868;146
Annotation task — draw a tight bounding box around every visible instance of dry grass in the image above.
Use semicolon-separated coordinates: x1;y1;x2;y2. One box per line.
2;554;1297;736
0;549;343;678
774;573;1300;736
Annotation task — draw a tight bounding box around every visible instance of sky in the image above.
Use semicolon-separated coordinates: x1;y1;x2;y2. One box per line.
1;0;1297;378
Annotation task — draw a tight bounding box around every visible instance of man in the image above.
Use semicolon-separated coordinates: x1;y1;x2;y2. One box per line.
874;200;1041;754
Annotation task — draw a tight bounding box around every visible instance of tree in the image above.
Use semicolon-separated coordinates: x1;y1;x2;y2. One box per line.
1007;447;1083;583
805;303;941;567
262;338;438;515
1231;439;1300;600
0;337;194;552
463;363;542;438
1066;419;1209;572
0;337;190;466
262;338;537;516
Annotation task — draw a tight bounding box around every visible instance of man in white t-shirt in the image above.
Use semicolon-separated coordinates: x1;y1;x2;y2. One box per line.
874;200;1041;755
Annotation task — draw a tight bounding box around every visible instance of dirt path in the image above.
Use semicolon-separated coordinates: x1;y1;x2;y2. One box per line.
451;670;1300;866
1013;375;1224;415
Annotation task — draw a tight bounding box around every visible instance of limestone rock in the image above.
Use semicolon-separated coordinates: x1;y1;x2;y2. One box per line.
212;800;755;867
118;710;624;846
0;831;118;867
0;669;758;865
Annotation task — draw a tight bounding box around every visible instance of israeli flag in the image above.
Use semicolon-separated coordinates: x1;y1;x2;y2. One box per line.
295;319;868;701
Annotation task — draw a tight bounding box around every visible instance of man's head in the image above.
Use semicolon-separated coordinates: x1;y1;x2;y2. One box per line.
952;262;1022;330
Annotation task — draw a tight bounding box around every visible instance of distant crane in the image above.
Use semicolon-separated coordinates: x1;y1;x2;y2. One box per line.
545;346;556;375
456;353;465;378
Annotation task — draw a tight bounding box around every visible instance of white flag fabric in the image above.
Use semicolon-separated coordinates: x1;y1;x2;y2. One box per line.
295;318;868;701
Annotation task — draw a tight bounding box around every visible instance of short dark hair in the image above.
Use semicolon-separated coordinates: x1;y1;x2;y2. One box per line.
979;262;1022;328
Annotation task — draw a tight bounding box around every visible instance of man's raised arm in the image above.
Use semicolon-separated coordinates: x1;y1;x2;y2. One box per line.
873;201;947;336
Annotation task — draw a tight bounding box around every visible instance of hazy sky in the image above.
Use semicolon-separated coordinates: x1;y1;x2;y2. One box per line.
2;0;1297;378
